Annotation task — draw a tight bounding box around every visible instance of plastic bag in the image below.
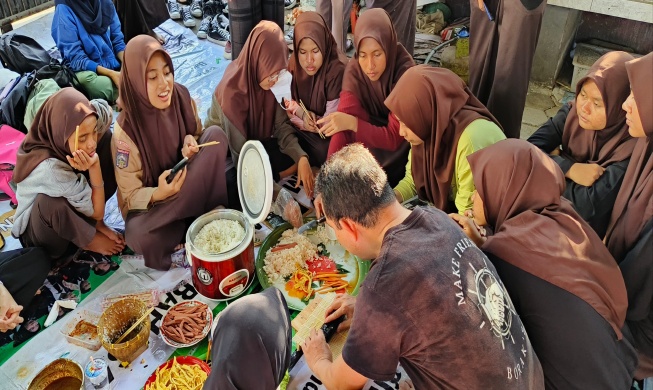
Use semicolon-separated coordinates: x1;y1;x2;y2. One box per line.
273;188;303;228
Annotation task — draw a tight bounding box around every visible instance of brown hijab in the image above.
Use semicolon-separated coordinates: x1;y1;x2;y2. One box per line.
385;65;501;211
14;88;97;183
117;35;197;187
341;8;414;125
605;53;653;262
215;21;288;140
289;11;347;116
562;51;637;167
470;139;628;337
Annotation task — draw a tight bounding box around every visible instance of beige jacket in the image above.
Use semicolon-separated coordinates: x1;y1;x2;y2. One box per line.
111;100;202;219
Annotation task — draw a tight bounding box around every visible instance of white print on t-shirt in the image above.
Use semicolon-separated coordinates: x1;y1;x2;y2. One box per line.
451;237;531;381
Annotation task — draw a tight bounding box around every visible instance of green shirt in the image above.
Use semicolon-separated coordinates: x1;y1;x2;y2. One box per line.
394;119;505;213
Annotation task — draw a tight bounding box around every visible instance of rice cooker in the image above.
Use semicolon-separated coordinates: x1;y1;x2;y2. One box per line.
185;141;273;300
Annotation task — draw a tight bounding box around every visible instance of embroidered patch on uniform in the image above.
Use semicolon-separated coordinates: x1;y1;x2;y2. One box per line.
116;149;129;169
116;140;130;151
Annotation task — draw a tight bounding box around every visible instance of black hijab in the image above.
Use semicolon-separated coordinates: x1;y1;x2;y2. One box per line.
203;288;291;390
55;0;115;35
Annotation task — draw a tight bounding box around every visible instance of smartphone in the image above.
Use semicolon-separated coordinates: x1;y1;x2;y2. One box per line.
166;157;189;183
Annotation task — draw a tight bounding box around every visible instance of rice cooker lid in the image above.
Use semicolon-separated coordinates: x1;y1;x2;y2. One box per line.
237;140;273;225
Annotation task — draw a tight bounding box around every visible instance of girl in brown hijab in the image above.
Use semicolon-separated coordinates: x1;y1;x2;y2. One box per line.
285;11;347;166
320;9;414;186
12;88;125;259
385;65;505;213
529;51;637;237
204;21;314;196
112;35;229;270
451;139;637;389
605;52;653;380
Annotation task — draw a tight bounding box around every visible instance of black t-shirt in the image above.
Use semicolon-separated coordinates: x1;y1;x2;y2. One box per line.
342;207;544;389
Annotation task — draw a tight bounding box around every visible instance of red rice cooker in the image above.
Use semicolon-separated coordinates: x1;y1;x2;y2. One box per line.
185;141;273;300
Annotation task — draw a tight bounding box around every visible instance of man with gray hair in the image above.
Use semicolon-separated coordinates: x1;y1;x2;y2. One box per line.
301;143;544;389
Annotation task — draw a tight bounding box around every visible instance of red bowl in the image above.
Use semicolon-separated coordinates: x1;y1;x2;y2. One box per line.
144;356;211;389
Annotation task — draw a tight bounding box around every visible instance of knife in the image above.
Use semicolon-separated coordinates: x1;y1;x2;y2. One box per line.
288;315;345;372
297;216;326;234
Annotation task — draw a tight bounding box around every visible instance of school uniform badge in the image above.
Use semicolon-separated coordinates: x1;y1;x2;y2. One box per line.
116;149;129;169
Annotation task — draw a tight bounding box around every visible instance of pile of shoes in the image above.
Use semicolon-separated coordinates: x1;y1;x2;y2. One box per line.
285;6;304;26
167;0;232;60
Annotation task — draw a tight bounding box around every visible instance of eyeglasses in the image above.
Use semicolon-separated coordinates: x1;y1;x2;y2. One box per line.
268;69;288;84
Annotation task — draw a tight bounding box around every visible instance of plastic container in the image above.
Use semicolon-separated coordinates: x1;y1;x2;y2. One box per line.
60;309;102;351
84;358;109;389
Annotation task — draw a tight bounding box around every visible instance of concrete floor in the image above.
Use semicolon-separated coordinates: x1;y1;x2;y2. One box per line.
6;5;571;141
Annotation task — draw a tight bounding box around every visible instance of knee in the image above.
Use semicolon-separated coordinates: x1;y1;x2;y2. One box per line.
76;71;97;84
124;215;149;251
34;194;68;215
201;126;228;143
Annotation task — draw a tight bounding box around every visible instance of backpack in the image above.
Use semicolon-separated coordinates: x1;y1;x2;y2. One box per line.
28;59;81;90
0;124;25;206
0;33;53;74
0;73;34;133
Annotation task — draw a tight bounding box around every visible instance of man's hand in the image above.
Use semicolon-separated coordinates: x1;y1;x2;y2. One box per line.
566;163;605;187
302;328;333;373
181;135;199;159
66;149;100;172
324;294;356;333
0;284;23;332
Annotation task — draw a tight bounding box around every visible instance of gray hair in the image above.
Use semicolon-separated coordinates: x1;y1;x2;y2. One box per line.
314;143;395;229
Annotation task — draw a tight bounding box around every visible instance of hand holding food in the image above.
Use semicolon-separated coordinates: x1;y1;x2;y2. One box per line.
181;135;199;159
324;294;356;333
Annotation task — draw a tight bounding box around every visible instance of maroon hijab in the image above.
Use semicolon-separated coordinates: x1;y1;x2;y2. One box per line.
385;65;501;211
14;88;97;183
117;35;197;187
469;139;628;337
289;11;347;116
605;53;653;262
562;51;636;167
215;21;288;140
341;8;414;125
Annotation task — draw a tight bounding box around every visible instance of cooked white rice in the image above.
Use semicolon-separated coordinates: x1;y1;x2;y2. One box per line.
313;225;335;243
194;219;245;254
263;229;317;284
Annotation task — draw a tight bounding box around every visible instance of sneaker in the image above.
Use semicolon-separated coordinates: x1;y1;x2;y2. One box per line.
284;28;294;44
203;0;219;17
190;0;203;17
285;0;297;9
208;25;230;46
223;4;228;15
216;14;229;30
197;15;212;39
167;0;181;19
346;38;354;52
224;40;232;60
181;6;196;27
